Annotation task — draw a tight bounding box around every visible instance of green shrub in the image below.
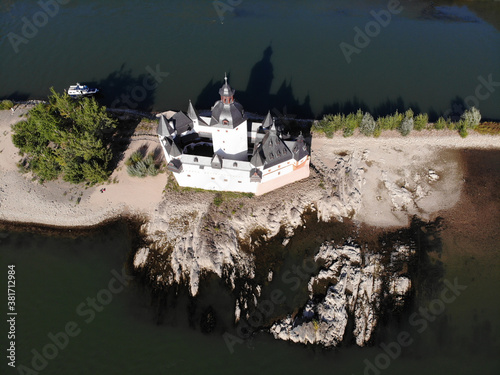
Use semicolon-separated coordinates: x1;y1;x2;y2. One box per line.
360;112;376;136
213;193;223;206
0;100;14;110
458;121;468;138
126;152;160;177
399;113;414;136
414;113;428;131
461;107;481;129
434;117;446;130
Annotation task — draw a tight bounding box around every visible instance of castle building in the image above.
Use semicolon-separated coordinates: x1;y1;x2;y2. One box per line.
157;75;310;195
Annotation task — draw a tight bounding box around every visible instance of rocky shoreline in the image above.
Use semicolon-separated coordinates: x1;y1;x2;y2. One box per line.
1;106;499;347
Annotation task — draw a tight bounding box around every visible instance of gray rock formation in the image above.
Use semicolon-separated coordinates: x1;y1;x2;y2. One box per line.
270;242;413;347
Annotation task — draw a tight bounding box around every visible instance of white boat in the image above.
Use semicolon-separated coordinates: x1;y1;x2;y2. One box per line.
68;83;99;97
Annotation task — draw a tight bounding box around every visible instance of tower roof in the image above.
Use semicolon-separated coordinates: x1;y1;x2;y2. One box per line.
291;132;309;161
210;74;246;128
259;123;292;168
171;111;193;134
262;111;273;129
219;74;235;98
157;115;174;137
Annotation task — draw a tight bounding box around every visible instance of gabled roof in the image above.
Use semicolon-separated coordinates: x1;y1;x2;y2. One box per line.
259;123;292;168
157;115;174;137
250;168;262;182
211;154;223;169
291;133;309;161
167;158;183;173
171;111;193;134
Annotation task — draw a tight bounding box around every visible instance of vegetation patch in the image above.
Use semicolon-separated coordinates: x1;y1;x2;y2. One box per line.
0;100;14;110
312;107;483;138
11;89;116;184
475;122;500;135
126;151;161;177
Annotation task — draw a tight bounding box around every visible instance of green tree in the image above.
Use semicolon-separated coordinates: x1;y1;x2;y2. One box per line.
414;113;428;131
461;107;481;129
360;112;376;136
11;88;116;184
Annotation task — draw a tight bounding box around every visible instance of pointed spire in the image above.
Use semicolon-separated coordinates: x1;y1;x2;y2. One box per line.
187;100;197;120
262;111;273;129
157;115;172;137
270;119;277;133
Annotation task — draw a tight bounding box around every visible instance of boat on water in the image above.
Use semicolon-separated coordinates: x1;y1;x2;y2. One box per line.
67;83;99;98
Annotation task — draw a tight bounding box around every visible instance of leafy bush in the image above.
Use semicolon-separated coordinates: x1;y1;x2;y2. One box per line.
360;112;376;136
458;121;468;138
11;88;116;184
0;100;14;110
399;115;414;136
434;117;447;130
461;107;481;129
414;113;428;131
126;152;160;177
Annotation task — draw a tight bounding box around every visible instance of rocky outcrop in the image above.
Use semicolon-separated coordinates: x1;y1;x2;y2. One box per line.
270;241;413;347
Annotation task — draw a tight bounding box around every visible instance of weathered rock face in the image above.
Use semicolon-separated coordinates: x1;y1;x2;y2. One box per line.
137;151;365;297
133;139;461;347
270;242;413;347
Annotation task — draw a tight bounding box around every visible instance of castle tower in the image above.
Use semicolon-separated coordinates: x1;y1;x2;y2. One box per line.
210;74;248;161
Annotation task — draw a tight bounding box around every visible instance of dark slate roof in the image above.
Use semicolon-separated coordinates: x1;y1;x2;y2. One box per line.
291;133;309;161
167;159;183;173
157;115;174;137
262;111;273;129
250;168;262;182
250;143;265;168
219;75;235;97
211;154;223;169
210;100;246;128
187;100;208;126
171;111;193;134
259;123;292;168
164;137;182;158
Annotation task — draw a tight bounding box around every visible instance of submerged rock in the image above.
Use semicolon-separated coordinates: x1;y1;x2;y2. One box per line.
270;241;413;347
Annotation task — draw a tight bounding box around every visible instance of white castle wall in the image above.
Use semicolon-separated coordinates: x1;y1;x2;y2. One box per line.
211;121;248;161
175;160;257;194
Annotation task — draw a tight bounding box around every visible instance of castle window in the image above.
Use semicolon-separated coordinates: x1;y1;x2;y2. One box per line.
224;179;228;182
278;172;281;175
211;177;215;180
194;157;198;163
233;162;238;167
223;120;229;126
238;181;242;183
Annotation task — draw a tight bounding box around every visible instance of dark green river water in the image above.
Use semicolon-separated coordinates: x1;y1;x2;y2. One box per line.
1;0;499;120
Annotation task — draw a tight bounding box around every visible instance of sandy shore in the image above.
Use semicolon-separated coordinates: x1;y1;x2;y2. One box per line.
0;108;499;229
0;106;166;227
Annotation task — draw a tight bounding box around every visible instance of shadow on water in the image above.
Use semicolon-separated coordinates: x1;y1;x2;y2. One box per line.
2;91;30;102
87;63;157;112
195;45;314;123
